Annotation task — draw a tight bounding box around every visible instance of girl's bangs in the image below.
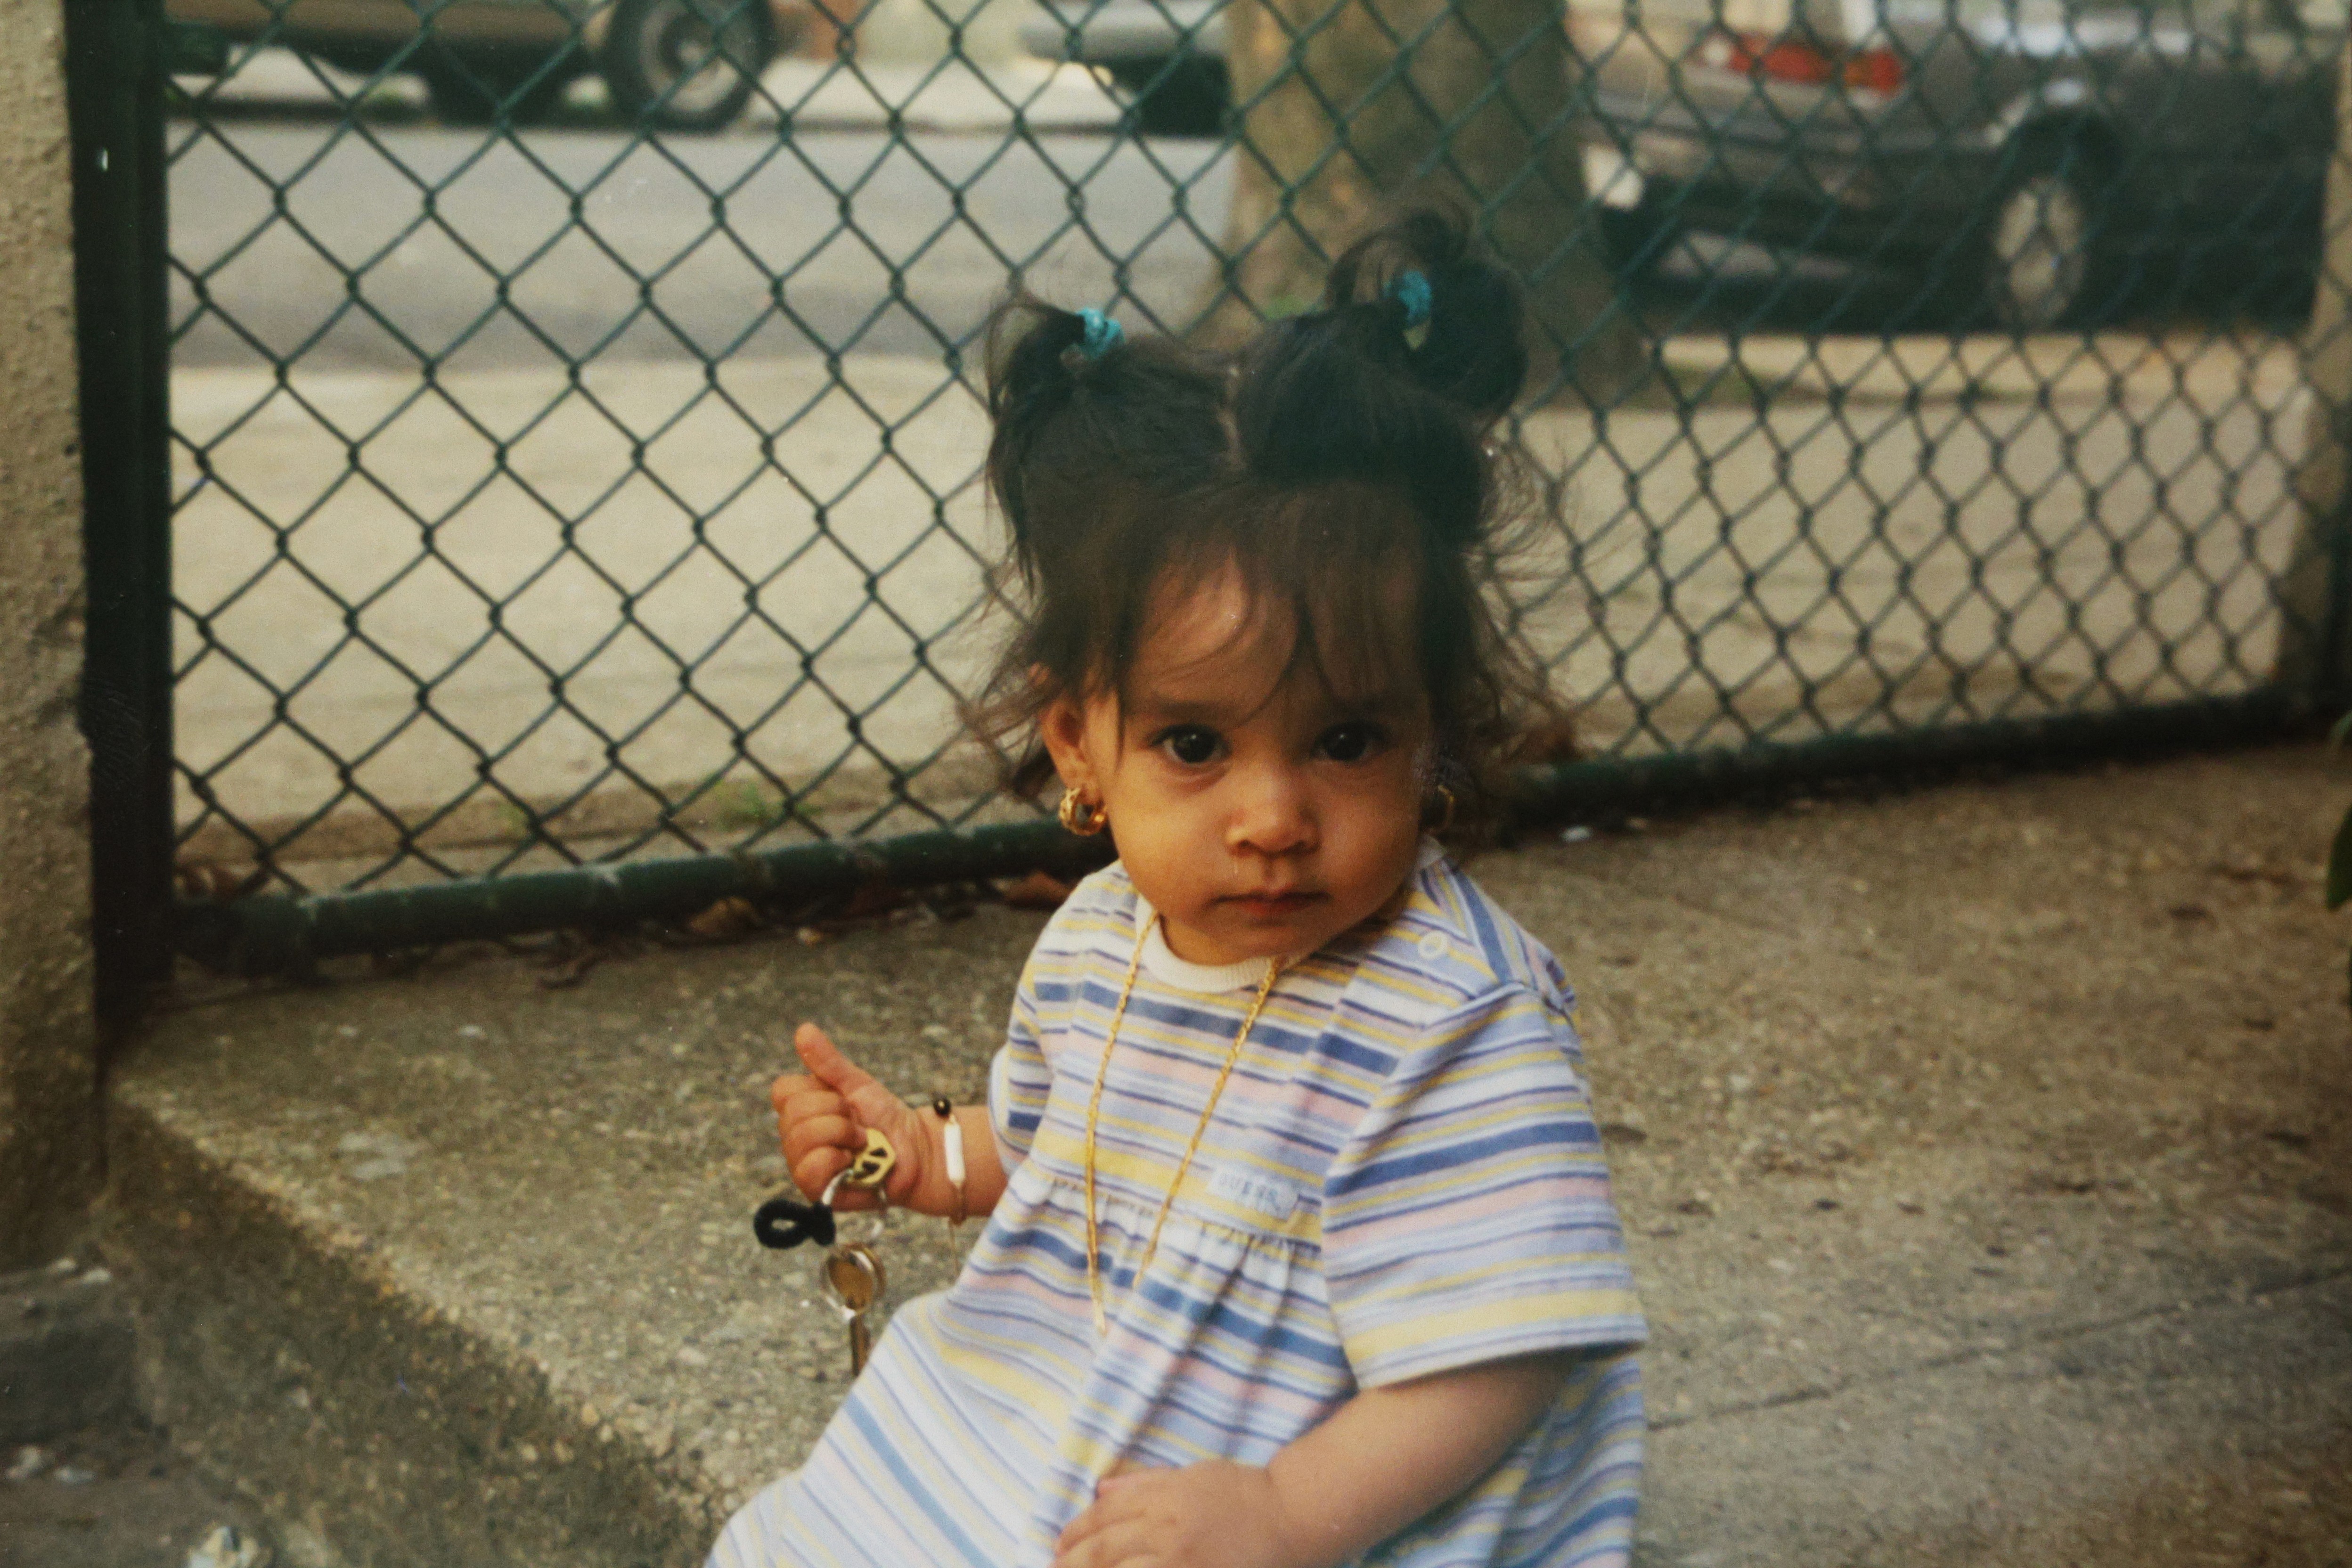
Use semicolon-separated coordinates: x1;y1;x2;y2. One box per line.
1135;480;1428;714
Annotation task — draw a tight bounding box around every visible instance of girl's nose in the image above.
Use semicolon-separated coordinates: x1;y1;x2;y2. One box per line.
1225;765;1316;858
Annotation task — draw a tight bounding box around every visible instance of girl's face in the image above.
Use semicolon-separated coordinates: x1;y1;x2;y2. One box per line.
1041;560;1433;966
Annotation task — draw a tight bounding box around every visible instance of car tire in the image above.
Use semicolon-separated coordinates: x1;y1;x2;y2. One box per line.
1597;201;1682;285
1976;137;2122;331
1109;57;1229;138
603;0;774;132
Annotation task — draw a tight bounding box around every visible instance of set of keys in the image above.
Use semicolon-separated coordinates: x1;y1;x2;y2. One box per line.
752;1128;898;1375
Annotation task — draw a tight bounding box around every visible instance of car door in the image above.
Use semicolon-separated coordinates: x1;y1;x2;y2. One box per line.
2231;0;2343;258
2093;0;2335;252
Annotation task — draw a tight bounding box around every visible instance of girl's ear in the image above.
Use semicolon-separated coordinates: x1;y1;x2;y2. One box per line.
1037;691;1096;794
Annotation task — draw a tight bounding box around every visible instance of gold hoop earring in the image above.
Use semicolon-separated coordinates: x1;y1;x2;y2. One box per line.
1058;787;1109;836
1423;785;1455;835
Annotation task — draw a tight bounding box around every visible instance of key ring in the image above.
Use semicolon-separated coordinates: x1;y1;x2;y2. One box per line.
753;1127;898;1252
818;1167;888;1239
820;1127;894;1240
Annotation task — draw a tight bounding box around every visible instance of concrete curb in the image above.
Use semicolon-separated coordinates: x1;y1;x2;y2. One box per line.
108;1102;719;1568
0;1263;134;1447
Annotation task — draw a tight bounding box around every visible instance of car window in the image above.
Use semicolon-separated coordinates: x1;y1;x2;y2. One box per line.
1883;0;2071;25
1888;0;2324;25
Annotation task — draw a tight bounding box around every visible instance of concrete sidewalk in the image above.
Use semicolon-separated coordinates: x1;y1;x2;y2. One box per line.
190;46;1127;135
104;743;2352;1566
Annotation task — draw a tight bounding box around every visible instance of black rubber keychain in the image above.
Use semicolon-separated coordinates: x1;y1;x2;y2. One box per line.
753;1128;897;1375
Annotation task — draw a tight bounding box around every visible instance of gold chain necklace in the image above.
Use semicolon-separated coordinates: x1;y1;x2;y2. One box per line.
1081;916;1285;1336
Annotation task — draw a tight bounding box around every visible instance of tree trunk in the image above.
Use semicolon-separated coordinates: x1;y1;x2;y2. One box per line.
1204;0;1645;405
2278;39;2352;696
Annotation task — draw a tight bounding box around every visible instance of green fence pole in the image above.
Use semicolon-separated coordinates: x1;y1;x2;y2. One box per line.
65;0;173;1024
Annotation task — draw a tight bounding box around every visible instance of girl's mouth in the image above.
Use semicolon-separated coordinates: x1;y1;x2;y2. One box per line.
1224;891;1322;918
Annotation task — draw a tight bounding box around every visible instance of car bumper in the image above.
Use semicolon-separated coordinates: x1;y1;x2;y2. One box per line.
1590;94;1994;264
1018;0;1226;65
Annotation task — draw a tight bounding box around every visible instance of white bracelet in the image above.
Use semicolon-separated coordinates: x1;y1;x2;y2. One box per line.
931;1097;968;1232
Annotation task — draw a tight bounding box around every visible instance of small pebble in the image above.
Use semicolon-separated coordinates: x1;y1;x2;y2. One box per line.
185;1523;273;1568
1560;825;1593;844
6;1446;48;1482
54;1464;97;1486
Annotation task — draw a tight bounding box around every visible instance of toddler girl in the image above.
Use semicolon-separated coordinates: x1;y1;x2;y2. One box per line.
712;212;1646;1568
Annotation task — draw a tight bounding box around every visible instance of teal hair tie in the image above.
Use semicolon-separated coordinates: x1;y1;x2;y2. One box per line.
1387;270;1433;329
1078;308;1123;360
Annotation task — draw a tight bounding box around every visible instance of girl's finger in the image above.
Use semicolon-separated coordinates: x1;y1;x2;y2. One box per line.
776;1090;848;1151
1054;1497;1106;1554
769;1072;818;1115
1054;1485;1135;1554
794;1023;886;1099
1052;1517;1156;1568
789;1143;853;1202
782;1109;857;1166
776;1082;845;1121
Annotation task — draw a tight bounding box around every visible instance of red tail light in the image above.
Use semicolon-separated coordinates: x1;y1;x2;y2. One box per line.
1841;46;1907;94
1697;30;1907;95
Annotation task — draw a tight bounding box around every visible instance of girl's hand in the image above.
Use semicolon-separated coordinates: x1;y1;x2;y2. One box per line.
1051;1462;1304;1568
771;1023;928;1211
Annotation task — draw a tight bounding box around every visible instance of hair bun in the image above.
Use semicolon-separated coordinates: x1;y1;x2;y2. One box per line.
982;295;1226;579
1229;210;1526;545
1325;210;1526;424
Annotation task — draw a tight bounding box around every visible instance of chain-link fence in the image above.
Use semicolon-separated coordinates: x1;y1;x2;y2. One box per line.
159;0;2349;961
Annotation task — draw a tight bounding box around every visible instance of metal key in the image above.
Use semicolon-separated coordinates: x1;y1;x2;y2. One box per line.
822;1243;886;1375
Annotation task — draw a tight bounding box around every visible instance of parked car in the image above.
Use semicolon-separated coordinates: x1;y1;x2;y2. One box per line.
1019;0;1229;135
171;0;803;129
1586;0;2344;326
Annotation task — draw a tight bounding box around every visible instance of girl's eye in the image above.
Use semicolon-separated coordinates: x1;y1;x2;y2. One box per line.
1155;726;1224;767
1316;721;1388;764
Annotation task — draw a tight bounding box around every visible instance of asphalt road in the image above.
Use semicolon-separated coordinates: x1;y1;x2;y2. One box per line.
169;116;1234;371
163;100;1972;376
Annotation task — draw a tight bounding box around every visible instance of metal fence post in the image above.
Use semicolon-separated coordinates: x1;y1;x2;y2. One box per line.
65;0;173;1021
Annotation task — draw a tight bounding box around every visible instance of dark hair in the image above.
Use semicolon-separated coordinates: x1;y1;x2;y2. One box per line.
972;212;1568;836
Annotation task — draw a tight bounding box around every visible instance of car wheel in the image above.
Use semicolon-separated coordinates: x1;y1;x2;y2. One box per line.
604;0;774;132
1109;57;1229;139
1980;139;2119;330
1597;202;1682;284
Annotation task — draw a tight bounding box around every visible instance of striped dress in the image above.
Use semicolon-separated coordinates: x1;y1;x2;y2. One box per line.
710;842;1646;1568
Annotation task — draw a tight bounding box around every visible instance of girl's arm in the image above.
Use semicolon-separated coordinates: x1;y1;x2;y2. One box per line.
897;1102;1009;1221
1051;1351;1574;1568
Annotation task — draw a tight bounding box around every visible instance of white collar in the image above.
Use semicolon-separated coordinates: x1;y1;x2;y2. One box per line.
1130;898;1276;994
1125;837;1445;992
